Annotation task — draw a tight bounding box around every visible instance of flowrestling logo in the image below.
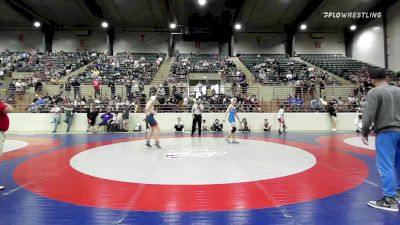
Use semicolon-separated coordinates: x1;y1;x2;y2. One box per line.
323;12;382;19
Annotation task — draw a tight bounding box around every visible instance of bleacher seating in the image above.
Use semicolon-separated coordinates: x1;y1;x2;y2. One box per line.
78;52;166;85
239;54;304;85
299;54;382;79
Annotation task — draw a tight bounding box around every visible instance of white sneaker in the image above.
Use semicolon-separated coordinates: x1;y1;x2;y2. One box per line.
0;186;5;191
332;128;337;131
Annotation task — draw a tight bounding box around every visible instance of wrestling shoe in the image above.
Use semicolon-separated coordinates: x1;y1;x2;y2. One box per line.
225;138;231;144
395;191;400;204
367;197;399;212
155;141;162;149
145;141;152;148
231;140;240;144
0;186;5;191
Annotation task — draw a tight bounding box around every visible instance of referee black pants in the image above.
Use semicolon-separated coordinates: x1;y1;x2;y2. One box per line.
192;114;202;136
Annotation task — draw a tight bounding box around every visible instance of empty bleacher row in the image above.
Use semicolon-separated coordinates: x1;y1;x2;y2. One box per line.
299;54;386;80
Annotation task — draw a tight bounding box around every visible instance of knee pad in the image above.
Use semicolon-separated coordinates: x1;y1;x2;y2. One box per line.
231;127;236;133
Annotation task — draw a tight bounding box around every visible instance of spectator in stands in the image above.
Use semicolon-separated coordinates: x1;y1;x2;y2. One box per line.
92;78;101;98
64;102;74;132
64;79;72;97
319;80;325;98
125;80;132;97
174;117;184;132
211;119;223;132
201;119;208;131
50;103;61;133
35;79;43;94
71;77;80;98
108;79;116;99
264;119;272;131
96;110;114;133
15;80;23;95
310;98;323;110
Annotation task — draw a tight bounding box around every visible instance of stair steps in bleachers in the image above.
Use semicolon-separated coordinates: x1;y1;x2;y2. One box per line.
59;63;94;82
151;57;174;86
230;57;257;86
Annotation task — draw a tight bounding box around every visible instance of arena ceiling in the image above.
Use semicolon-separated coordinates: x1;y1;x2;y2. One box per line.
0;0;396;32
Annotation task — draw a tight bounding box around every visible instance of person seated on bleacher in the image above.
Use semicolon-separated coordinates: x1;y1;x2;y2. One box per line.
96;110;114;133
264;119;272;131
295;97;304;106
173;117;184;132
211;119;223;132
310;98;323;110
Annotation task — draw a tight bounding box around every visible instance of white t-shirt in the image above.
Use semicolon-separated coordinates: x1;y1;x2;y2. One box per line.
278;108;284;119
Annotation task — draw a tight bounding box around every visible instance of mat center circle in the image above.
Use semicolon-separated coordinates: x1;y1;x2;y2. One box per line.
70;137;316;185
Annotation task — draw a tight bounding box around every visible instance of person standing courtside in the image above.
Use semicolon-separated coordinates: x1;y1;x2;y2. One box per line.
0;99;13;190
191;99;204;137
362;69;400;212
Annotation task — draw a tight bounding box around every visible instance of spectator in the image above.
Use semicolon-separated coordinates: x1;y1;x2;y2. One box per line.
35;79;43;93
92;78;101;98
355;114;362;133
211;119;223;132
201;119;208;131
121;108;129;132
86;104;99;133
108;79;116;99
64;103;74;132
50;103;61;133
328;96;339;131
71;78;80;98
264;119;272;131
174;117;185;132
96;110;114;133
64;79;72;97
240;118;250;132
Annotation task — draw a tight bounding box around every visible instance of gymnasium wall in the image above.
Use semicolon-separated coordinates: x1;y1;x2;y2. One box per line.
52;31;108;52
175;41;219;54
387;1;400;72
233;33;285;56
351;19;385;68
0;31;43;52
8;113;359;132
294;33;345;55
114;32;170;54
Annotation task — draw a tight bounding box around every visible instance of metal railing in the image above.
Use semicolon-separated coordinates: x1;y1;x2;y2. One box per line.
12;100;361;114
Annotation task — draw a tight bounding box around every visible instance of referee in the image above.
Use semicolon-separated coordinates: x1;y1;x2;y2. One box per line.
191;99;204;137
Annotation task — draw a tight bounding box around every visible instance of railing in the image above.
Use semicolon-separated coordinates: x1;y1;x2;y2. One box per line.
12;101;361;114
272;85;362;100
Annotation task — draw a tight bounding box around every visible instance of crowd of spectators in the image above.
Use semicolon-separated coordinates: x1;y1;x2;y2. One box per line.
77;52;165;85
240;54;339;89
